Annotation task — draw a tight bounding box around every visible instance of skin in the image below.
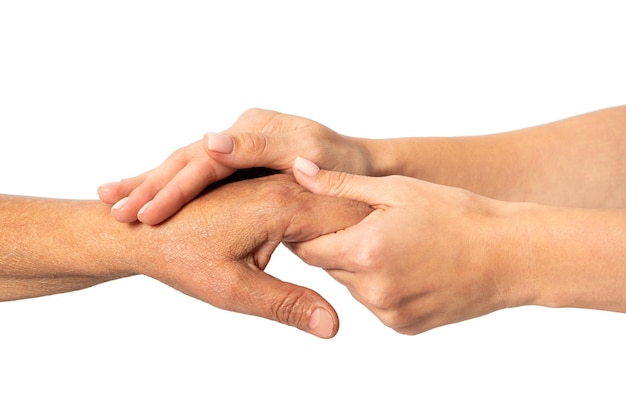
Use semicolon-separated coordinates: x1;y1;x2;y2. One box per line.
99;106;626;225
98;108;374;225
0;174;371;338
98;105;626;334
290;158;626;334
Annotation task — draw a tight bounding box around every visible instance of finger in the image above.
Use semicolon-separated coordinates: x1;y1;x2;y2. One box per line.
284;241;357;285
136;158;235;225
292;157;399;206
97;172;149;204
204;131;298;172
283;192;372;244
110;150;200;223
227;264;339;339
286;234;354;271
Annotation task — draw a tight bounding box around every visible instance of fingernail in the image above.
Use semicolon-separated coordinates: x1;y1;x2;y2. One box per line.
137;200;151;218
111;196;129;211
206;132;234;154
97;182;116;192
309;308;335;338
294;156;320;178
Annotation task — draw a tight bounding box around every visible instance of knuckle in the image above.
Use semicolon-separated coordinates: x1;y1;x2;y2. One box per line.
374;305;418;331
239;107;265;120
262;176;299;204
161;182;188;207
303;142;326;166
237;131;270;158
324;171;353;196
289;243;314;265
231;108;262;128
350;235;384;271
360;282;401;311
129;180;160;202
231;108;277;133
167;146;191;162
377;310;407;329
241;107;260;116
393;326;421;336
268;288;312;327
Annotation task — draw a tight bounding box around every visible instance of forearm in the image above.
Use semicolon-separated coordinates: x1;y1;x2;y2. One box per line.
494;202;626;313
356;105;626;207
0;195;135;300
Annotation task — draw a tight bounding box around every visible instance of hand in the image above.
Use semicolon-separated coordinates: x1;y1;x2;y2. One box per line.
288;158;510;335
130;173;372;338
98;108;373;225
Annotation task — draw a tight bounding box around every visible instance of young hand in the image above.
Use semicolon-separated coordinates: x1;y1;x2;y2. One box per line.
288;158;515;335
98;108;373;225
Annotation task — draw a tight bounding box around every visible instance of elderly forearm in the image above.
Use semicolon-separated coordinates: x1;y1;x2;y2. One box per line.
0;195;135;300
357;105;626;208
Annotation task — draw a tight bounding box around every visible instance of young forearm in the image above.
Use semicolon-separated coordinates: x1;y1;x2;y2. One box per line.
357;105;626;207
0;195;134;300
495;203;626;313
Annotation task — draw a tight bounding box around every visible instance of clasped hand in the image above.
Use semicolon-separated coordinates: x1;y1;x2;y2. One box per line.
98;108;516;336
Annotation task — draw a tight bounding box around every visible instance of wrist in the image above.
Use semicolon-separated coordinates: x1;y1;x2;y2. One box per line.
480;200;545;310
82;201;141;280
348;136;396;177
112;216;161;280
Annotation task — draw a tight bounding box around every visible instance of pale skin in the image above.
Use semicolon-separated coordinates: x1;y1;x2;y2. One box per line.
290;157;626;334
1;174;371;338
98;105;626;334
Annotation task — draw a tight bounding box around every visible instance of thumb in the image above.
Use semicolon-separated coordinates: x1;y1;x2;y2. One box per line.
293;156;393;205
204;131;295;171
229;265;339;339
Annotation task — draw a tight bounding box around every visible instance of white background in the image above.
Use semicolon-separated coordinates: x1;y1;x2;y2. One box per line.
1;1;625;415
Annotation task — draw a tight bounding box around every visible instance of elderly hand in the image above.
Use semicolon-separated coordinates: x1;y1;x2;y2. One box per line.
2;174;371;338
98;108;373;225
128;174;372;338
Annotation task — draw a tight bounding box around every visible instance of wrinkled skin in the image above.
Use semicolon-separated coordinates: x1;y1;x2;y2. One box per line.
132;174;372;338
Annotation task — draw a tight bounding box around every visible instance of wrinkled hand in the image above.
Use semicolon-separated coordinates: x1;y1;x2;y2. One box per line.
98;108;372;225
289;158;509;335
131;173;372;338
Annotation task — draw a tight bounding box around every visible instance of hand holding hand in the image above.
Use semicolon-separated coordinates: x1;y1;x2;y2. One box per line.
98;108;373;225
289;158;513;335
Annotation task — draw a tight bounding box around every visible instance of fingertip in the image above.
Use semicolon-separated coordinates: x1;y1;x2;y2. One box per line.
308;307;338;339
111;196;128;212
293;157;322;193
110;197;138;223
136;200;171;226
136;200;156;225
205;132;234;154
97;182;120;203
294;156;320;178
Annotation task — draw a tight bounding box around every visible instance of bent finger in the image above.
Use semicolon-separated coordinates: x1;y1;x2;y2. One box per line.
205;131;298;172
286;233;354;272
